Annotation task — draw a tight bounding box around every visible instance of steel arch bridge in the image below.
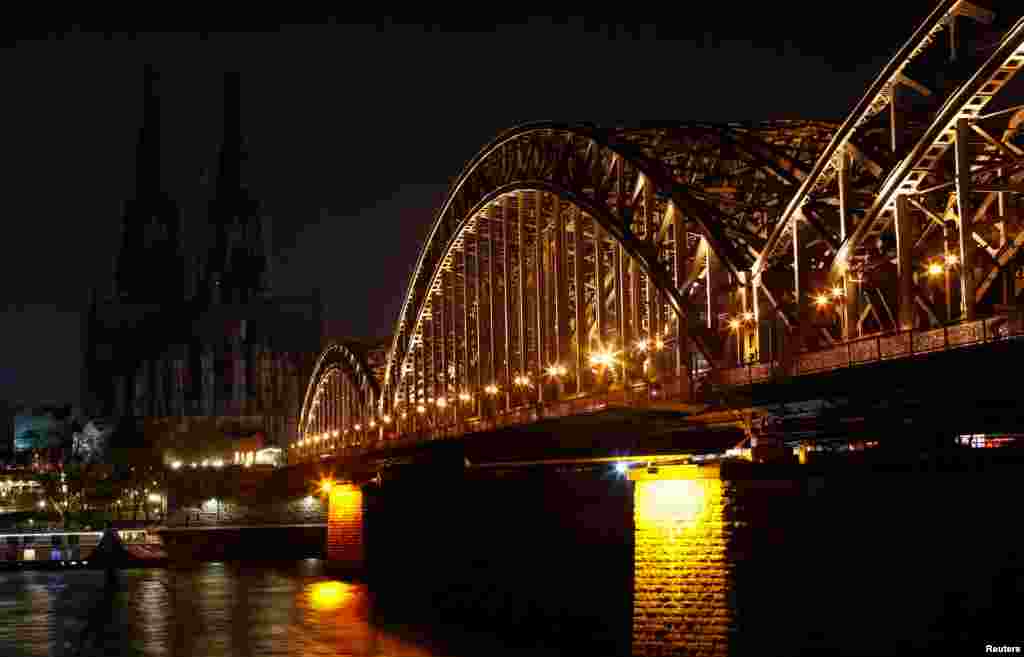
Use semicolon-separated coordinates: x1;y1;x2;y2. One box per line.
297;342;380;451
294;1;1024;461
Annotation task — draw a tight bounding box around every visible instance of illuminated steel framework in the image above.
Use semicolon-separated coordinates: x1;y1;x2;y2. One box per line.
295;2;1024;459
296;343;380;455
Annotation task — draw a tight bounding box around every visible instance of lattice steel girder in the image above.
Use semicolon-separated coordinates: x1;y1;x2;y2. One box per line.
754;0;1014;280
380;122;839;408
298;343;380;440
829;14;1024;285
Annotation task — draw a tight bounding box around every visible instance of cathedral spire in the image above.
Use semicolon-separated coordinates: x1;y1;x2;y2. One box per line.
205;71;268;305
136;64;161;199
114;65;184;303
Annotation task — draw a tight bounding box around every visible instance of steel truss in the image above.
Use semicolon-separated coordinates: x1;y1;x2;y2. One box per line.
295;343;380;455
294;1;1024;461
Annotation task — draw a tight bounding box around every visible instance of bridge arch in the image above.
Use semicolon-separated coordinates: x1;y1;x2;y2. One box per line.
296;342;381;454
290;3;1024;460
378;120;836;418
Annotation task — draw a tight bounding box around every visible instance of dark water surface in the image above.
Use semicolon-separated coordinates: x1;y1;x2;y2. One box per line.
0;561;555;657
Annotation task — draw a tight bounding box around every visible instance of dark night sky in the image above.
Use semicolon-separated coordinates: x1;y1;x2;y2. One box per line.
0;5;938;406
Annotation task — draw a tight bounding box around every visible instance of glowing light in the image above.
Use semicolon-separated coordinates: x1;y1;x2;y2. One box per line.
741;312;754;322
831;286;844;299
436;398;447;409
354;424;362;431
213;459;224;469
484;383;499;396
545;365;567;378
945;253;959;266
814;294;830;308
201;460;210;468
458;391;472;402
147;493;161;503
38;500;45;508
309;580;353;612
170;461;182;470
400;411;408;419
382;415;392;425
728;318;742;331
635;477;708;525
320;479;334;494
369;420;377;428
636;339;649;352
190;463;198;469
417;405;426;414
589;350;618;368
928;262;944;276
615;462;630;475
332;430;339;438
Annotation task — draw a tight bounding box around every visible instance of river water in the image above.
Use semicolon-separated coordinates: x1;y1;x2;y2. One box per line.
0;561;556;657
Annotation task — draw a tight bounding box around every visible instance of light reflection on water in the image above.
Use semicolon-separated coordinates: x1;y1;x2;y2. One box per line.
0;561;453;657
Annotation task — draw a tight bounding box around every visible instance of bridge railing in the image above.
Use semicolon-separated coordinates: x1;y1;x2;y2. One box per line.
293;316;1022;464
717;315;1022;387
298;377;694;464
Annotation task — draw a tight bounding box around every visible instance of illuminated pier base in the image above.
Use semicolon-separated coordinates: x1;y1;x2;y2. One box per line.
631;464;732;657
326;483;364;575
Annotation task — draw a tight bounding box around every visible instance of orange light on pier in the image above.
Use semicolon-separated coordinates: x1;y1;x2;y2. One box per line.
308;580;354;612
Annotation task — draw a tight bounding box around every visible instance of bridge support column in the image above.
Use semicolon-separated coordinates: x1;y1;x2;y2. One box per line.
326;483;364;576
630;464;732;656
894;195;916;330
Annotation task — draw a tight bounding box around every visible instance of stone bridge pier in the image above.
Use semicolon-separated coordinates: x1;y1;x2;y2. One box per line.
327;453;1024;656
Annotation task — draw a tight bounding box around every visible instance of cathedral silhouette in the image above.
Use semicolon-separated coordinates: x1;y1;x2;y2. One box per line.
82;66;324;462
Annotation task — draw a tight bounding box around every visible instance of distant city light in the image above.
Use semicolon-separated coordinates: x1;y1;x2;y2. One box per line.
170;461;182;470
